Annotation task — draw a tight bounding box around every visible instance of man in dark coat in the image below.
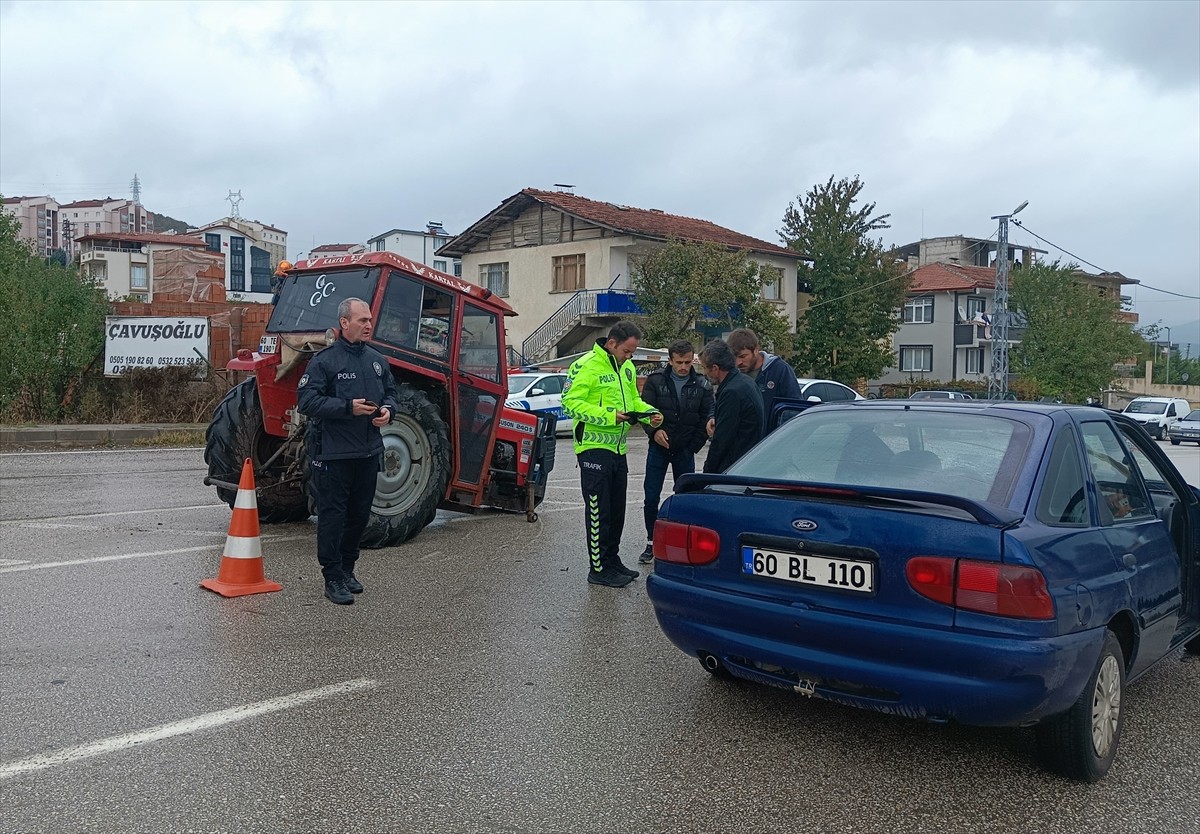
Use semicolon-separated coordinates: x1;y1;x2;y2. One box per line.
638;339;714;563
726;327;801;433
700;339;764;474
297;297;397;605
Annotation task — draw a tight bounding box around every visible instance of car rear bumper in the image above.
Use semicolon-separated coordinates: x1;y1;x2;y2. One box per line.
646;573;1104;726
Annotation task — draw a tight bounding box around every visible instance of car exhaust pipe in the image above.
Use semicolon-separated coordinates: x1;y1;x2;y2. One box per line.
700;652;722;672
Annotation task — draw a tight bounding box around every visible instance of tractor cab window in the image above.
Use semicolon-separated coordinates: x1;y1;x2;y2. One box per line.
459;304;501;383
376;272;456;362
268;268;380;333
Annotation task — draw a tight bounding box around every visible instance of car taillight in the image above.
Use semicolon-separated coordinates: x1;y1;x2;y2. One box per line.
907;556;1054;620
653;520;720;565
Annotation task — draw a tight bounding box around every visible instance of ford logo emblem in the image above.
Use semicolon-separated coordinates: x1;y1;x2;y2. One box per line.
792;519;818;532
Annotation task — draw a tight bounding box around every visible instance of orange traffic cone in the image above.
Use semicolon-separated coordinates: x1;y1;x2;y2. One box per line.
201;458;283;598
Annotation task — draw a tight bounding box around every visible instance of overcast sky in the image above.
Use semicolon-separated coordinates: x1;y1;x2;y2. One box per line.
2;0;1198;332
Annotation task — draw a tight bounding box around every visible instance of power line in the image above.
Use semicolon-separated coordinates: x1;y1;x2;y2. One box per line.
1012;219;1200;300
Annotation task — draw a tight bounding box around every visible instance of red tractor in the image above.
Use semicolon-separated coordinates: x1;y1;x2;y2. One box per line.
204;252;556;547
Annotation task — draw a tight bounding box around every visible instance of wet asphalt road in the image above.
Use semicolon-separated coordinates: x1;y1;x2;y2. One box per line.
0;438;1198;834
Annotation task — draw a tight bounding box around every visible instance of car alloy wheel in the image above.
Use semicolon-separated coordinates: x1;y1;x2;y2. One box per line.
1091;654;1121;758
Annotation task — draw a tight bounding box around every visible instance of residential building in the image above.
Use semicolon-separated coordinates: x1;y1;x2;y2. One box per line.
309;243;367;258
877;259;1140;386
3;194;159;259
437;189;803;363
77;232;214;300
2;195;61;256
368;223;460;276
192;216;288;303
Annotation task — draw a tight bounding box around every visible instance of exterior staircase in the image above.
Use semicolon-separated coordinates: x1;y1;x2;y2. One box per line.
520;288;639;365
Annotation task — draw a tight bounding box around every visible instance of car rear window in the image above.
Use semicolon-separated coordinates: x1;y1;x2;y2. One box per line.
729;409;1031;503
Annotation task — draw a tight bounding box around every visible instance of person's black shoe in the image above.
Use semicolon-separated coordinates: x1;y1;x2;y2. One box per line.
613;561;640;579
638;544;655;564
587;568;634;588
344;573;364;594
324;580;354;605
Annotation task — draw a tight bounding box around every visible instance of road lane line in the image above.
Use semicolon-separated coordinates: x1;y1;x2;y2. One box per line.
0;447;205;457
0;504;228;525
0;678;379;780
0;536;309;573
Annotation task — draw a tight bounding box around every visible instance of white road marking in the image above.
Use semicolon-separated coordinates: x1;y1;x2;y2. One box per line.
0;558;30;567
0;504;227;525
0;678;379;780
0;535;309;573
0;447;204;458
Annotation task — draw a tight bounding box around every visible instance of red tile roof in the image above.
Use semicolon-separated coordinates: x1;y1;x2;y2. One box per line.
908;262;997;293
440;188;802;259
60;199;113;208
311;243;364;252
77;232;207;247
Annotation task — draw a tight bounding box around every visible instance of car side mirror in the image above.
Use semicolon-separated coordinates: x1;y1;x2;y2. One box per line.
530;388;545;396
807;395;822;403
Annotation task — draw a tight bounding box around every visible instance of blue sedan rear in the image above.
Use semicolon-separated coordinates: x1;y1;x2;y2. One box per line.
646;401;1200;782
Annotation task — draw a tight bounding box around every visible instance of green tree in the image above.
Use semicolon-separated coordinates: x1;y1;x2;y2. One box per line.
0;205;109;421
1010;261;1145;402
630;239;791;350
778;175;910;383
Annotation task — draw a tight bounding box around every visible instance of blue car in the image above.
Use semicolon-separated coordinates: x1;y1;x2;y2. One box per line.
646;401;1200;782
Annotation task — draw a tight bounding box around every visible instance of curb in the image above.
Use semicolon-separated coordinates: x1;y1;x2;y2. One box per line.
0;424;207;450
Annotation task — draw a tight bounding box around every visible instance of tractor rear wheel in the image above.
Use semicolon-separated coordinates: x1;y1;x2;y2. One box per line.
205;378;309;524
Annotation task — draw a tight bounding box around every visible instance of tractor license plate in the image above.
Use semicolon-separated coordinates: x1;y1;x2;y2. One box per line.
741;546;874;593
259;335;278;354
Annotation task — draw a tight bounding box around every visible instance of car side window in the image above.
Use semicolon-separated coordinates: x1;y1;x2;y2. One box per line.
1167;403;1176;417
538;376;564;395
1080;421;1155;525
1035;427;1088;526
807;383;832;402
825;383;854;402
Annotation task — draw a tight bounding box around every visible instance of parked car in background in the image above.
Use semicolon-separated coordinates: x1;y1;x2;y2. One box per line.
795;378;865;402
1121;397;1193;440
506;371;572;435
910;390;974;400
1167;408;1200;446
647;400;1200;782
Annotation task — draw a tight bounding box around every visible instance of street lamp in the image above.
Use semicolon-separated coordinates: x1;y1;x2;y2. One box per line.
988;200;1029;400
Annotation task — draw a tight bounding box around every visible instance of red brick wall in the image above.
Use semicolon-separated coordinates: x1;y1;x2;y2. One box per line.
109;299;272;372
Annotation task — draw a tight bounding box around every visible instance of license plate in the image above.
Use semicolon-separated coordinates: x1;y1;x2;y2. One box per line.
742;546;874;593
259;335;278;354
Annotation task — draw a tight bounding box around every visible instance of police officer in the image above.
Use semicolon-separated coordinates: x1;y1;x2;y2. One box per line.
297;297;397;605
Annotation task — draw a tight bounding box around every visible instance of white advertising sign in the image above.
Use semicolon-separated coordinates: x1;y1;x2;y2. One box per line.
104;316;210;377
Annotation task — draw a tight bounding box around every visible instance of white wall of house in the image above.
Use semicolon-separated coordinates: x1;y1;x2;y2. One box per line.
196;223;274;303
370;229;460;274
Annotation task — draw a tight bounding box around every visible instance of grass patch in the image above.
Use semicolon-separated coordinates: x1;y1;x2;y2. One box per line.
133;429;206;448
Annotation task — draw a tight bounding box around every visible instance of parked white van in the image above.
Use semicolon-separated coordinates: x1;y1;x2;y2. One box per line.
1121;396;1194;440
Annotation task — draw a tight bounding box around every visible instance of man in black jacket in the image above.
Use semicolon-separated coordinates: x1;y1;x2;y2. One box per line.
700;339;763;474
638;339;714;563
297;297;398;605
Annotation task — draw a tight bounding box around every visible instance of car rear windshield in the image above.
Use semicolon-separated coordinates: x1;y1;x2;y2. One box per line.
268;268;380;333
1123;401;1167;414
729;409;1031;504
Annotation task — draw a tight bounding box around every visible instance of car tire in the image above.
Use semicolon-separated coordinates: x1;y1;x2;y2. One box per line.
1171;438;1181;446
205;378;309;523
1154;425;1164;441
357;385;451;549
1034;629;1124;782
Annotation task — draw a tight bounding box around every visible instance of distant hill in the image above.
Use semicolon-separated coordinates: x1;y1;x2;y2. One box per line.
1163;318;1200;352
154;212;192;235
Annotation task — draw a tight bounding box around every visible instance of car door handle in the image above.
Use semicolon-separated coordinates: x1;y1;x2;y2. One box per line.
1122;553;1137;569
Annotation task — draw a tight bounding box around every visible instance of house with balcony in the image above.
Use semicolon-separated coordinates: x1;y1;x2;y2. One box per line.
77;232;213;300
437;188;803;364
877;257;1141;387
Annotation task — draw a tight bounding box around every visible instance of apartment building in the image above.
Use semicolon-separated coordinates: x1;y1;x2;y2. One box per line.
367;222;461;276
2;195;61;256
192;216;288;303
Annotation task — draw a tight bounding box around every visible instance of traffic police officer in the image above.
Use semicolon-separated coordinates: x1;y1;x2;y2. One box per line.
297;297;397;605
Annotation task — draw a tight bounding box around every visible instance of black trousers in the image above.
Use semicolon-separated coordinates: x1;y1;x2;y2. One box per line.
314;456;379;583
578;448;628;573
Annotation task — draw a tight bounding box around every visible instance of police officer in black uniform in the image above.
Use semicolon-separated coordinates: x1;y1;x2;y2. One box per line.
297;297;398;605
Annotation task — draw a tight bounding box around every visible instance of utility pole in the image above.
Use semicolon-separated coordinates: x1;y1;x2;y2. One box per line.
1162;325;1172;385
988;200;1028;400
